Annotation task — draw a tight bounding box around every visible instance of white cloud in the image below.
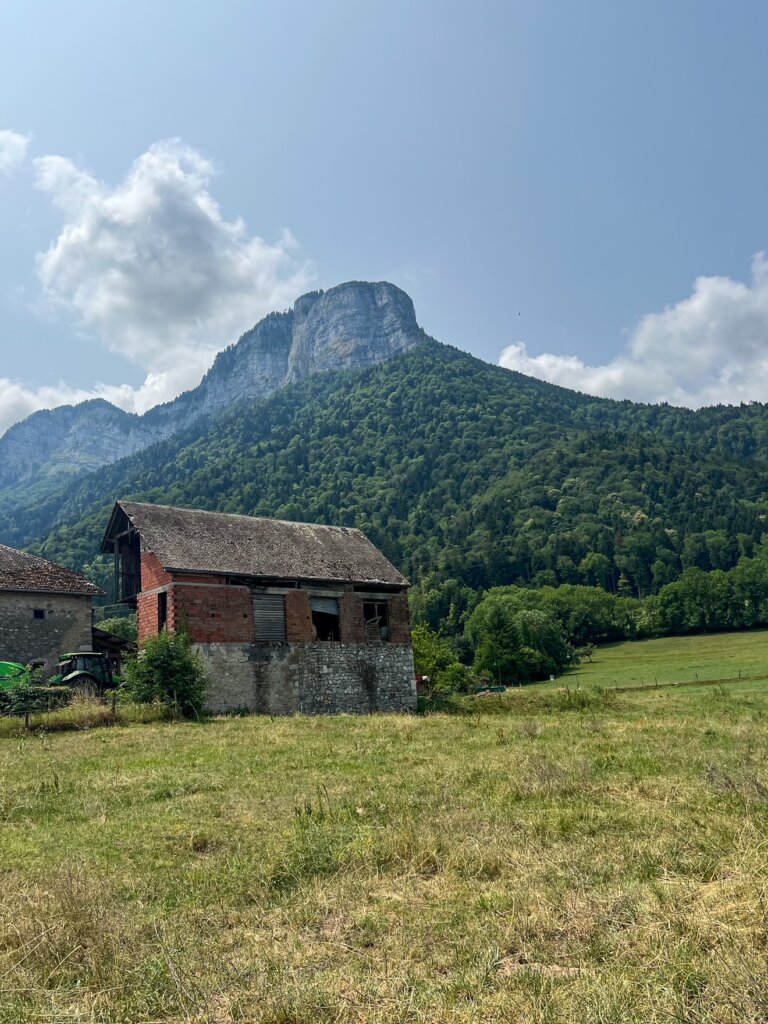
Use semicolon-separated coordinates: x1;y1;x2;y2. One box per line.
4;137;314;431
0;130;30;174
0;378;93;435
500;254;768;408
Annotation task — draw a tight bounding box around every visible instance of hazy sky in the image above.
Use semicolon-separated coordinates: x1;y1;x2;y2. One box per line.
2;0;768;433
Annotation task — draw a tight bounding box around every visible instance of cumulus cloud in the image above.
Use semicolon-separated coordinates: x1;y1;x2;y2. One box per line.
500;254;768;408
9;137;314;428
0;130;30;174
0;363;220;436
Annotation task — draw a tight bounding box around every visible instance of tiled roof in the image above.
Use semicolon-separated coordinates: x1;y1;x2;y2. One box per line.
107;501;409;588
0;544;103;596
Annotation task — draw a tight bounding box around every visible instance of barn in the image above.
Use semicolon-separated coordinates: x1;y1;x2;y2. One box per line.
0;544;102;670
101;501;417;714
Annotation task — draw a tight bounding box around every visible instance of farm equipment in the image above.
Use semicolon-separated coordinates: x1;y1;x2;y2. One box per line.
0;661;28;689
49;652;121;696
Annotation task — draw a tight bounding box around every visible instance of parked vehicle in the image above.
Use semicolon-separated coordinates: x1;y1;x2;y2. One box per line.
49;652;121;696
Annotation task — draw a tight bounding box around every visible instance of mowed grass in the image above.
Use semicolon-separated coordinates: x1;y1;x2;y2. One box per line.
2;685;768;1022
556;628;768;691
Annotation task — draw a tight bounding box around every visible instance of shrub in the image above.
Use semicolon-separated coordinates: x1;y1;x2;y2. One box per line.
122;631;208;718
432;662;474;695
95;614;138;643
0;685;71;718
411;624;472;695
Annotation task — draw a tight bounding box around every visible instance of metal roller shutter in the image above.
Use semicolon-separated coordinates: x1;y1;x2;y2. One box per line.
252;593;286;642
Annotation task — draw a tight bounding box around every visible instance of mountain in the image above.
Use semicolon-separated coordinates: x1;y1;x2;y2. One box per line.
0;281;421;512
7;334;768;630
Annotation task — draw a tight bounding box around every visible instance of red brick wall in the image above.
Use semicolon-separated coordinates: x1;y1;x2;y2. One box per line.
137;590;162;643
388;593;411;643
136;552;253;644
171;583;253;643
340;593;364;643
286;590;314;641
140;552;172;591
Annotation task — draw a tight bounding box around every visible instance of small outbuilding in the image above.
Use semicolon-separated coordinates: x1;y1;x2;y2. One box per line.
0;544;103;670
101;501;417;714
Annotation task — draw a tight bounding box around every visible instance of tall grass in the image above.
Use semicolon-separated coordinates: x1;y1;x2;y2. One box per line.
1;683;768;1021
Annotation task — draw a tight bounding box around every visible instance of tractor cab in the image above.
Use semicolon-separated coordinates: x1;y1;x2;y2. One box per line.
51;652;119;695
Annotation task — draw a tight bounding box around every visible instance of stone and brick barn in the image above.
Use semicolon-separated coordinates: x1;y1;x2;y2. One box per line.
0;544;102;670
101;500;417;714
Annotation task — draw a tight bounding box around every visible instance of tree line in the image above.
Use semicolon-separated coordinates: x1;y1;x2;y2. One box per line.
413;542;768;690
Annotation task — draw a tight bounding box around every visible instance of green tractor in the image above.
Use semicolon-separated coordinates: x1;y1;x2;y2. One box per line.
49;652;121;697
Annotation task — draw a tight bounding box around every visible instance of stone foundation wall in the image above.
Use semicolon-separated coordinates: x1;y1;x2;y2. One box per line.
0;591;92;672
195;641;416;715
193;643;257;713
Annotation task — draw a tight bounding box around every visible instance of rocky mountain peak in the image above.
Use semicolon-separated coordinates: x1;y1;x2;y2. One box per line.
286;281;419;383
0;280;424;504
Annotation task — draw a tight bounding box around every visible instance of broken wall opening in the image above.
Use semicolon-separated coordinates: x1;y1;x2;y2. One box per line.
310;596;340;641
363;599;390;643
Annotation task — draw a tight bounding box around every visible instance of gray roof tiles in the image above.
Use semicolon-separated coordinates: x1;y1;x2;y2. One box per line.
112;501;409;588
0;544;103;596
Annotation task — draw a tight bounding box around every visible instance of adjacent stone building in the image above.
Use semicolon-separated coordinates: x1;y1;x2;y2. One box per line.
0;544;102;670
101;501;417;714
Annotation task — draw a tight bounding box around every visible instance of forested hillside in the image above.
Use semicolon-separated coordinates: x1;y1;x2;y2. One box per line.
7;339;768;626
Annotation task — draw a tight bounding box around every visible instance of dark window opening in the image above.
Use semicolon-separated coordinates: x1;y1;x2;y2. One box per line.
310;597;340;641
158;591;168;632
116;531;141;604
363;600;389;643
33;608;46;620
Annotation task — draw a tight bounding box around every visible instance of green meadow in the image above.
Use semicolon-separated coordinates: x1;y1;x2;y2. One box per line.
2;673;768;1022
558;628;768;691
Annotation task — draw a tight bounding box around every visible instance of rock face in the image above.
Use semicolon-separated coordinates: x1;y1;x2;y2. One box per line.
286;282;419;382
0;282;422;507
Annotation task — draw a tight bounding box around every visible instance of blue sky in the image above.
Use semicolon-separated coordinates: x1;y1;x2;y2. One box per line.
2;0;768;432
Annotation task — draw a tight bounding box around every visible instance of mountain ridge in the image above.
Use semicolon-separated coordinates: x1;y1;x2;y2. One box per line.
0;280;421;508
9;338;768;624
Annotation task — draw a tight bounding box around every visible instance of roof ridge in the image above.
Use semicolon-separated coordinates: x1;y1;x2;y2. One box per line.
120;501;366;536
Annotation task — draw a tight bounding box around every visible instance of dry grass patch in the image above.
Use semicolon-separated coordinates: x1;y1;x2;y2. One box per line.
1;685;768;1021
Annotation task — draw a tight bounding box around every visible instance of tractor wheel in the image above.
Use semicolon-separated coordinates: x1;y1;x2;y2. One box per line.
67;674;102;700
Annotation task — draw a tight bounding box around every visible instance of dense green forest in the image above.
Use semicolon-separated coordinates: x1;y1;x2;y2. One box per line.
5;339;768;631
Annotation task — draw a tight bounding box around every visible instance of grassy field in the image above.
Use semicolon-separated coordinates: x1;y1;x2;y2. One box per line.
554;628;768;691
2;683;768;1023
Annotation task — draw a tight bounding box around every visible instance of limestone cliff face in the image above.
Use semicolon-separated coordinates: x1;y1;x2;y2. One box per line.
0;281;422;505
286;281;419;382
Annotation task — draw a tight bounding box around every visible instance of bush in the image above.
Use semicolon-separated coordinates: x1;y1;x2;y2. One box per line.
432;662;474;695
95;614;138;643
0;685;71;717
122;631;208;718
411;624;473;695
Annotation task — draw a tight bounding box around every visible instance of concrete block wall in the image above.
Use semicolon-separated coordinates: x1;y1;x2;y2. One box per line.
0;591;93;672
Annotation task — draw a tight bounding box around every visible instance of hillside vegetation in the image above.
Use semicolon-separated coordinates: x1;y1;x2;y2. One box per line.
7;341;768;618
2;683;768;1022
